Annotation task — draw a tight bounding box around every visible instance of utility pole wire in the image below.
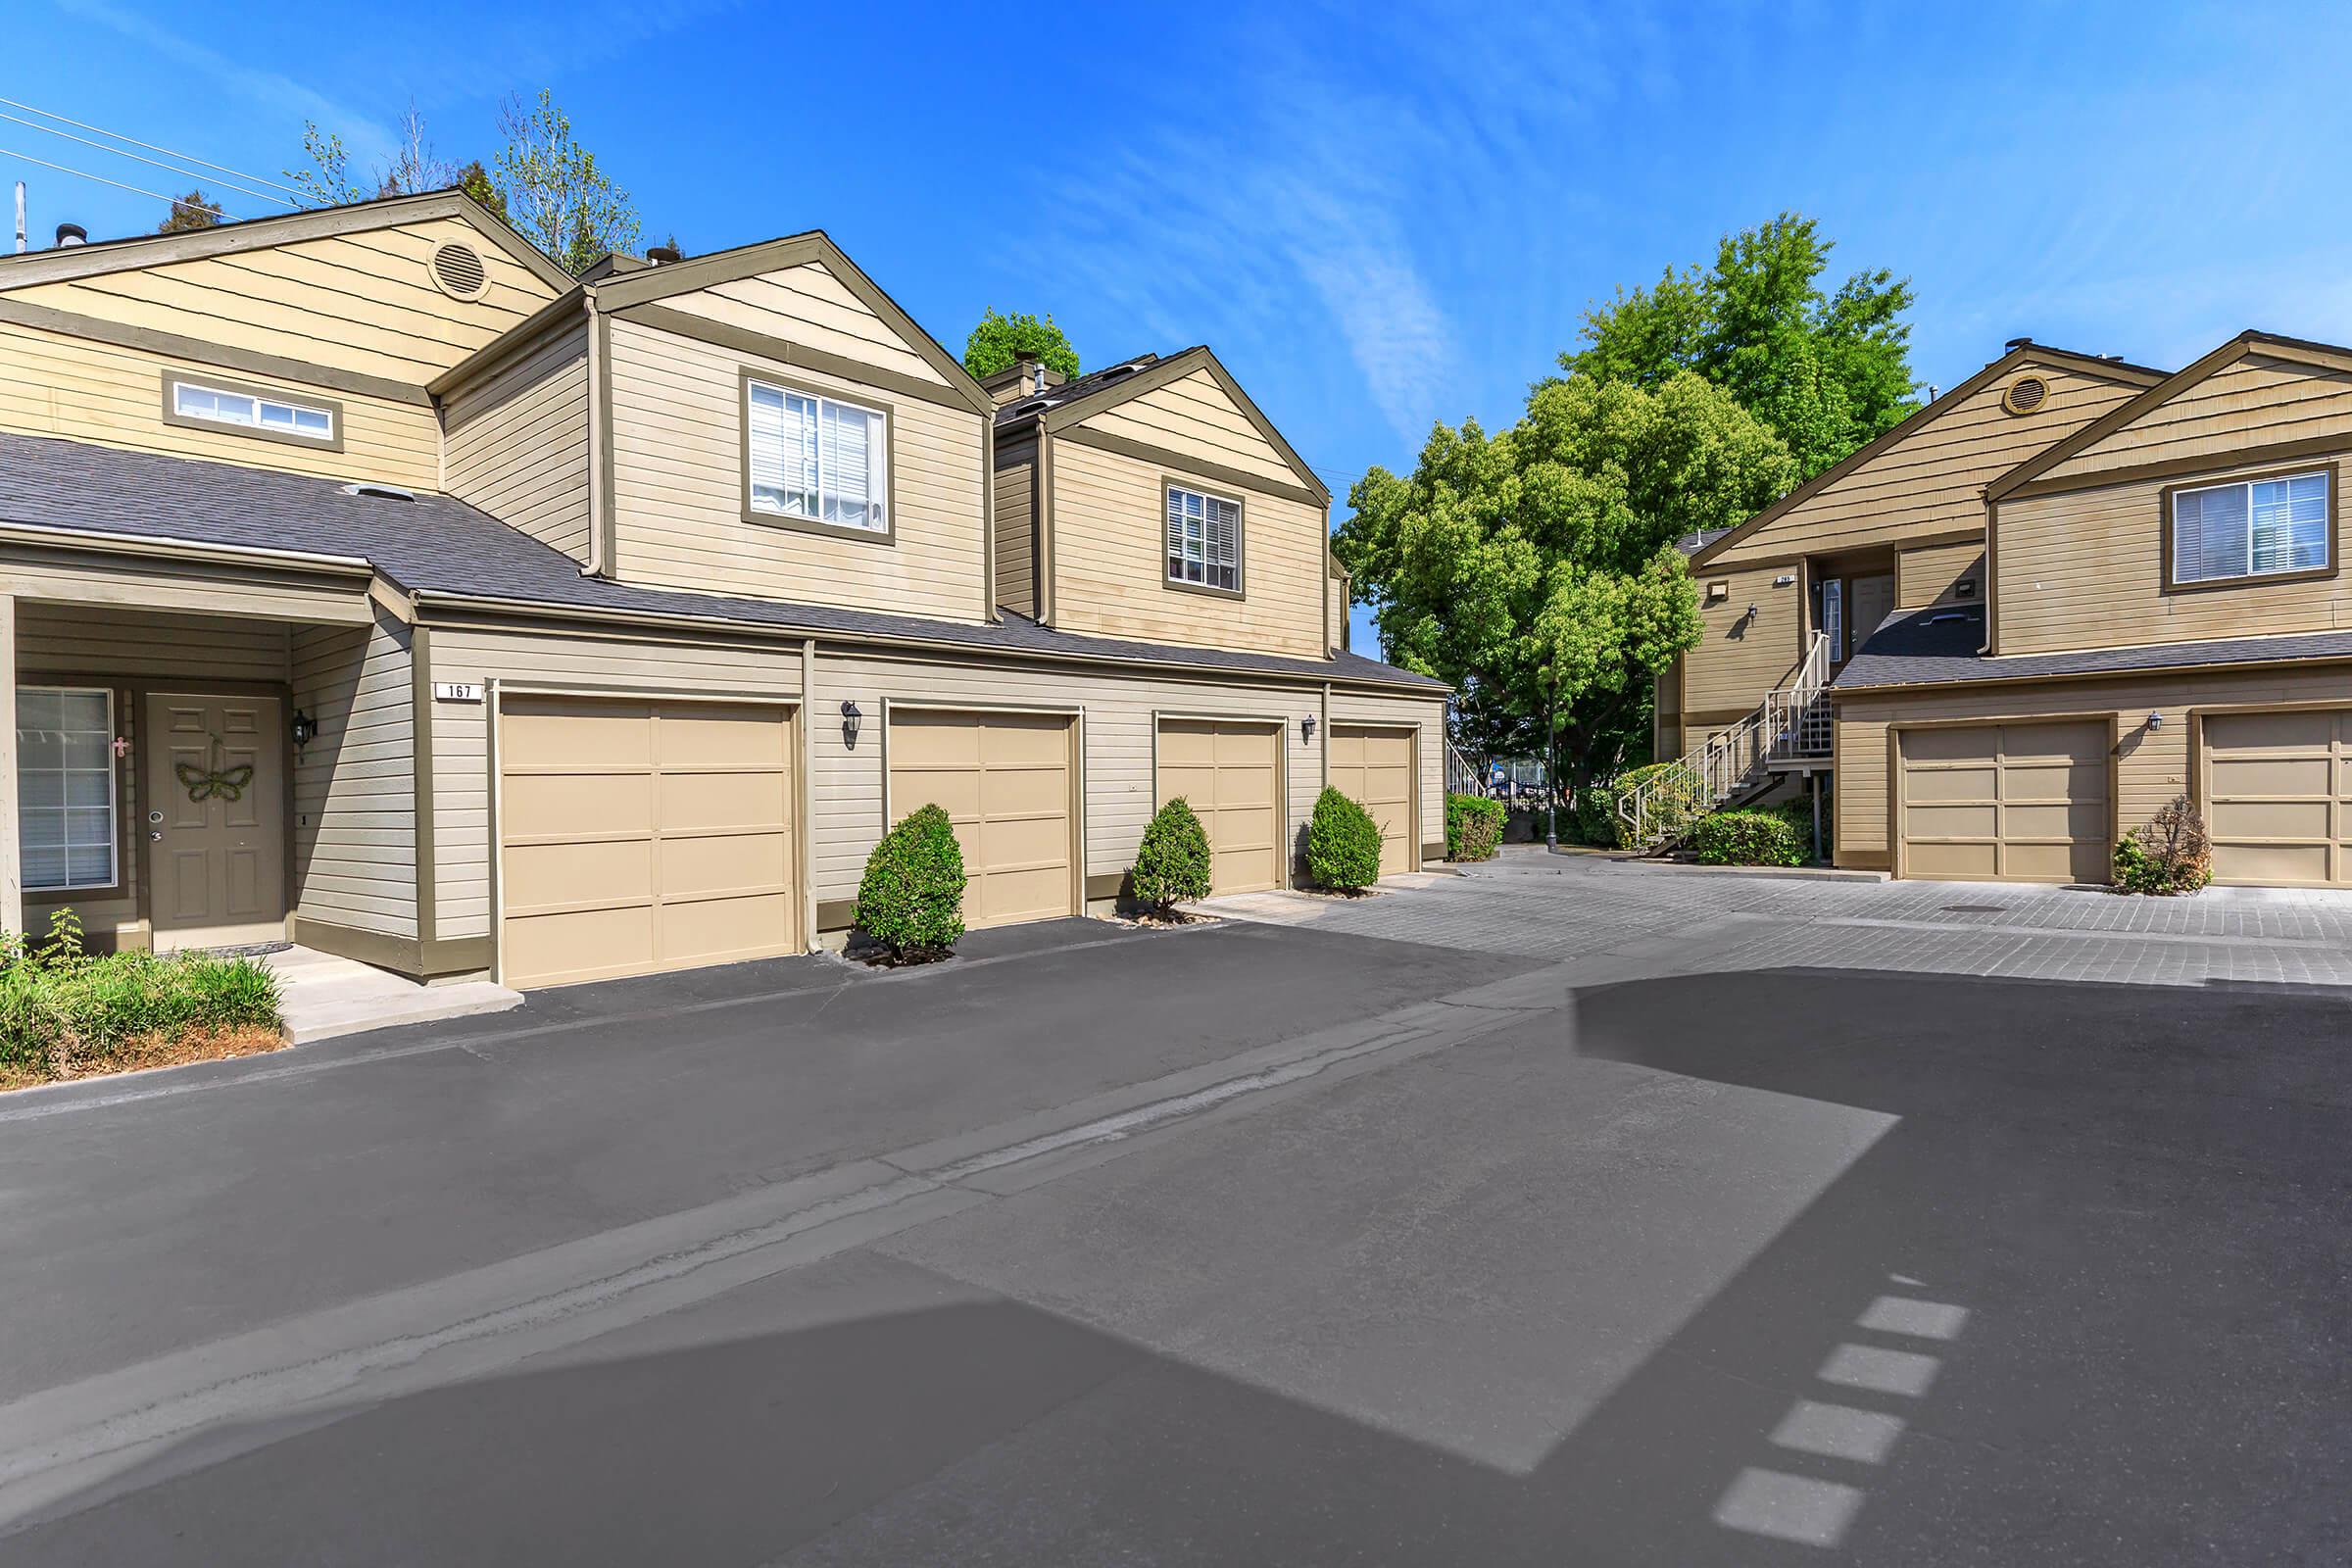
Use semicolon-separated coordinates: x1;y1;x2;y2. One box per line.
0;111;294;212
0;96;308;204
0;146;235;221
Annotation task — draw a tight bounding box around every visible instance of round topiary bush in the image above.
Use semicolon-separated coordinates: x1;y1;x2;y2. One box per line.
1307;786;1384;892
1445;793;1506;861
1132;797;1213;914
855;803;967;961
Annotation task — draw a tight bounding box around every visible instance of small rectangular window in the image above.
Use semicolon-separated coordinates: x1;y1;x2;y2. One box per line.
165;373;338;446
2171;469;2332;586
16;686;118;893
1165;483;1241;593
744;375;889;535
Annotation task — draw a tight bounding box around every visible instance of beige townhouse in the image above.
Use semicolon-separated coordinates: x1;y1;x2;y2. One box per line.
1656;327;2352;889
0;190;1445;989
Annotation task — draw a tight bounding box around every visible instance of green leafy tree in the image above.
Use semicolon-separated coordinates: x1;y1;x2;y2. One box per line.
284;122;365;207
495;90;641;275
156;189;222;233
1336;372;1795;820
456;160;507;221
1566;214;1917;478
962;309;1080;380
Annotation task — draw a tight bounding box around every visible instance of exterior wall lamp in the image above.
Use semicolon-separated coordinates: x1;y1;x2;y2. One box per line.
1301;713;1317;744
290;709;318;750
840;700;861;749
2145;711;2164;730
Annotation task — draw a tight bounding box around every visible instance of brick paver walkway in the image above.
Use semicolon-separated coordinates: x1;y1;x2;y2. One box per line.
1199;851;2352;992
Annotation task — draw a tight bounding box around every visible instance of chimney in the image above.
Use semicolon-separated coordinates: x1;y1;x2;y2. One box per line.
54;221;85;248
1013;352;1042;396
13;182;24;254
646;244;681;266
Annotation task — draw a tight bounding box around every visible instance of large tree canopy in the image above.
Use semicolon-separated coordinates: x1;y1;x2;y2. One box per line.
1566;214;1917;478
1337;372;1796;787
962;309;1080;381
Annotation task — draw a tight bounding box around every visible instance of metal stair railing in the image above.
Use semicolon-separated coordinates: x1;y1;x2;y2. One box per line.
1616;634;1833;850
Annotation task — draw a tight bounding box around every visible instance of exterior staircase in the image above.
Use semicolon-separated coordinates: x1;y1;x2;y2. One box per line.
1618;633;1834;851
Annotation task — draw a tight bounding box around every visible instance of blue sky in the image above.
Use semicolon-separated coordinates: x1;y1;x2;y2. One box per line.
11;1;2352;652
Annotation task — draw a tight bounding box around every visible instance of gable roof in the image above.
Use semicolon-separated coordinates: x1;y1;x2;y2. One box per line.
996;345;1331;506
587;229;993;416
1984;330;2352;503
0;186;574;296
1688;341;2166;569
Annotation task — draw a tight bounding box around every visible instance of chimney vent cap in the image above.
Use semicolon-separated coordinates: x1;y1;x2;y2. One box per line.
54;221;85;247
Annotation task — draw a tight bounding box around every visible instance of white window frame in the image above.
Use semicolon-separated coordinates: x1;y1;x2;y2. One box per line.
164;373;338;446
741;372;892;538
16;685;119;894
2170;467;2333;587
1164;481;1244;596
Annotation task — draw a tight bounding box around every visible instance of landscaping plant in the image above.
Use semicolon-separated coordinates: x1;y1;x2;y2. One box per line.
1445;793;1507;861
1131;797;1213;914
855;804;967;961
1689;807;1807;867
0;908;282;1086
2114;795;2212;895
1306;787;1385;892
1594;760;1710;849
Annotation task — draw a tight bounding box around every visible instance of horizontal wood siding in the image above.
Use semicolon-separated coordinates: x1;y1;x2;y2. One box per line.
1049;438;1325;659
1328;573;1348;651
442;318;592;561
993;448;1035;617
1834;662;2352;868
0;318;439;487
655;266;951;390
2036;356;2352;484
1;217;554;386
1896;537;1987;609
606;316;987;621
1082;368;1300;488
1682;561;1804;715
15;606;292;943
291;612;416;938
1994;449;2352;656
423;624;808;940
1712;364;2142;567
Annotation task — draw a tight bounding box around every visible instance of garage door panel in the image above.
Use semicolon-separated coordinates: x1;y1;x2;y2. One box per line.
2000;760;2102;801
981;714;1072;764
504;906;656;988
2207;710;2332;752
1329;724;1416;879
1903;726;1998;762
658;893;794;963
1907;841;1999;878
1156;722;1217;766
2213;841;2331;884
2210;798;2330;839
2211;755;2330;796
658;770;787;832
2003;802;2099;839
1907;803;1997;838
501;702;653;767
888;714;982;768
2206;707;2352;886
2004;840;2092;882
981;812;1070;867
893;768;982;820
657;708;790;768
1898;720;2106;885
887;711;1076;930
505;837;652;910
505;772;653;835
1904;765;1996;803
980;764;1065;816
1158;767;1218;805
980;865;1071;924
659;831;791;900
1157;719;1284;897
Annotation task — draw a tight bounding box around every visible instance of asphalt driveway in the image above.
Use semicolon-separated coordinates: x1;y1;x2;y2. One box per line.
0;870;2345;1564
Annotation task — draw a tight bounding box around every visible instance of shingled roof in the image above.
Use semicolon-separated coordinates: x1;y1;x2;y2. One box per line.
0;432;1442;692
1834;601;2352;690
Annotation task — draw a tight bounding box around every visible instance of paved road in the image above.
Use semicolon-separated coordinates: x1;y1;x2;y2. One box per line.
0;863;2345;1564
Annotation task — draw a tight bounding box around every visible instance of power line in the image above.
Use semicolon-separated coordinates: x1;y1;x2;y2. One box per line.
0;95;307;205
0;110;294;213
0;145;236;221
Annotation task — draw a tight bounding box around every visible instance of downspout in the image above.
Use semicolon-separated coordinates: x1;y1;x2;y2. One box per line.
581;286;612;579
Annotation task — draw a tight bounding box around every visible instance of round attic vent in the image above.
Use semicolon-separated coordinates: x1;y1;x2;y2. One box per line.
428;240;489;301
2001;374;2049;416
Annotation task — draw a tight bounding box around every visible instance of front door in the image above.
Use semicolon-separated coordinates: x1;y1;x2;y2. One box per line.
144;693;287;952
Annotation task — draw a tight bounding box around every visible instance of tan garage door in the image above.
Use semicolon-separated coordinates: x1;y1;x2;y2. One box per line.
1329;723;1416;878
499;696;798;989
2204;709;2352;886
1156;718;1283;896
1898;720;2109;883
888;710;1076;928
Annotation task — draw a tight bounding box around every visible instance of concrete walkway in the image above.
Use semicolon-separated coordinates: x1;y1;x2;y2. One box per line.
262;946;521;1043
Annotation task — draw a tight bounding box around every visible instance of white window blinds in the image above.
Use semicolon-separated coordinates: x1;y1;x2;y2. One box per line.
17;687;117;892
747;378;888;531
2174;471;2329;584
171;379;334;441
1165;485;1241;591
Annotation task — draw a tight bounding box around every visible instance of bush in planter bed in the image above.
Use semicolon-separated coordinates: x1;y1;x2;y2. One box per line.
1688;808;1806;867
1592;761;1709;849
1445;793;1507;861
0;909;282;1081
1131;797;1213;913
2114;794;2211;895
1306;787;1384;892
855;804;966;960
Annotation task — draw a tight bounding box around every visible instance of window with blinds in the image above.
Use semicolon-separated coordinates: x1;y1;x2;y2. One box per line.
16;686;117;893
1165;484;1241;593
2172;470;2330;585
745;377;889;532
167;375;335;442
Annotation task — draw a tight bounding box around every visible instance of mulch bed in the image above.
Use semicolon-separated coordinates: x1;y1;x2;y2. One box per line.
0;1023;286;1093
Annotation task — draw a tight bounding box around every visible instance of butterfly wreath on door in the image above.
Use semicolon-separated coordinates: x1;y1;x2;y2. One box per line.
176;737;255;803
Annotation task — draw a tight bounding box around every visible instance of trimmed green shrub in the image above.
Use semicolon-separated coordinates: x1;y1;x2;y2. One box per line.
1445;793;1507;861
1592;761;1710;849
2114;795;2211;895
1132;797;1213;913
1307;787;1384;892
856;804;967;961
0;909;281;1081
1689;808;1806;866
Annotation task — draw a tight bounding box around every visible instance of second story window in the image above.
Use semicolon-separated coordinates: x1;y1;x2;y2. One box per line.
1165;483;1242;594
745;375;889;535
2170;468;2332;587
163;370;340;450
